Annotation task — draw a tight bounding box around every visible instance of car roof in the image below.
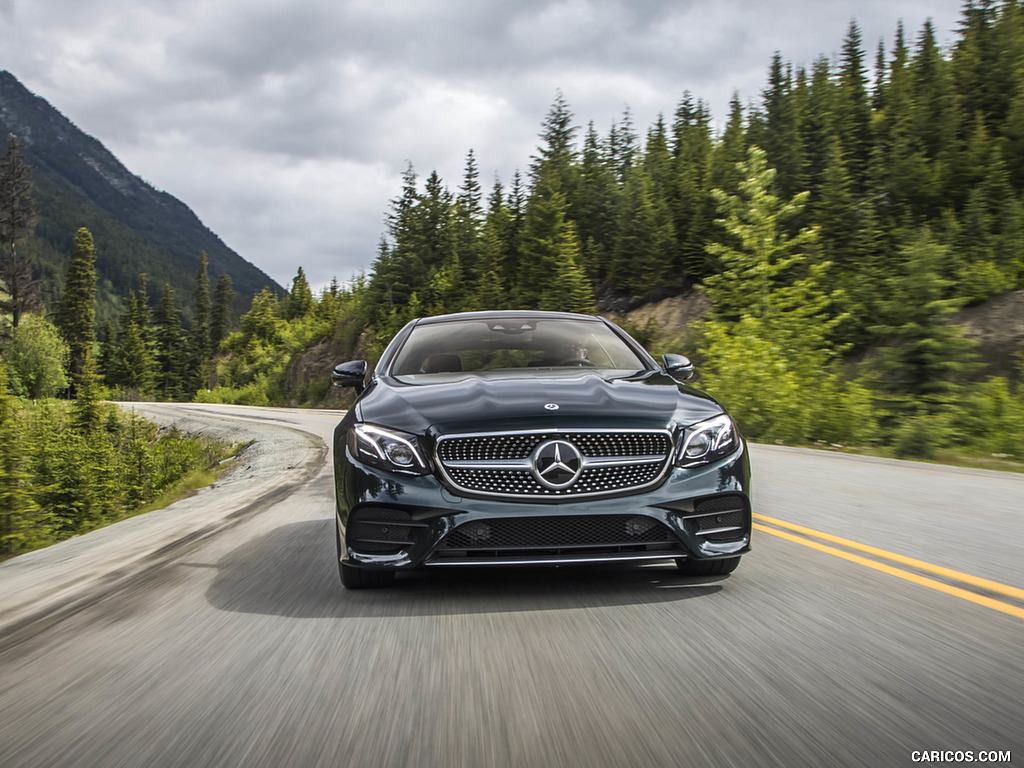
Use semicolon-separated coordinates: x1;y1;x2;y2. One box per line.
414;310;601;326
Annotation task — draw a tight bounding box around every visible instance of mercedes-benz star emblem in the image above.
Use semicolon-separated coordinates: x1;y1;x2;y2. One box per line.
544;403;559;410
531;439;583;490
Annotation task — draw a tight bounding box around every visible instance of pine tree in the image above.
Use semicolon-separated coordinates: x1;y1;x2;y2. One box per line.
814;138;858;272
993;194;1024;286
418;170;455;264
473;205;509;311
190;251;212;381
873;22;917;223
110;276;157;398
538;221;594;314
210;272;235;348
702;146;824;327
835;21;874;191
909;20;959;216
867;228;979;413
454;150;484;280
430;255;466;315
954;0;1002;128
98;321;117;385
370;164;429;320
530;91;579;194
504;170;527;287
154;284;188;400
457;149;483;219
0;134;39;331
992;0;1024;127
283;265;314;320
55;228;98;385
708;94;747;196
762;53;806;199
71;347;104;434
799;56;837;198
671;97;715;281
0;362;44;555
872;38;888;111
608;106;638;183
515;164;572;307
571;123;617;283
607;165;674;293
117;318;157;398
381;167;455;311
239;288;283;345
122;411;156;507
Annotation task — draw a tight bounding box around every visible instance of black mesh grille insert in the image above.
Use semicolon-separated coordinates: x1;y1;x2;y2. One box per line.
438;434;546;462
437;514;679;558
444;462;664;497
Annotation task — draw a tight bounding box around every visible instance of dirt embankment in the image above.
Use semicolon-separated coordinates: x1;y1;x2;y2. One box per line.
612;288;1024;375
610;291;711;337
953;290;1024;376
284;337;356;408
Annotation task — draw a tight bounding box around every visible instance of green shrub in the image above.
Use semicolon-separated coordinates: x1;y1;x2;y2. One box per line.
891;409;955;459
0;399;234;559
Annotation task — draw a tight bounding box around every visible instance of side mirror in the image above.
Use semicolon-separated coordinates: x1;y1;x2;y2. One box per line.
662;353;695;381
332;360;368;393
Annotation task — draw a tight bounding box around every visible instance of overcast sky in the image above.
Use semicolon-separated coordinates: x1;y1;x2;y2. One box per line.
1;0;963;291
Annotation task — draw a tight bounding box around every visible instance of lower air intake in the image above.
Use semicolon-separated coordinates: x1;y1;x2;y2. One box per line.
347;507;427;554
685;496;750;542
434;514;682;560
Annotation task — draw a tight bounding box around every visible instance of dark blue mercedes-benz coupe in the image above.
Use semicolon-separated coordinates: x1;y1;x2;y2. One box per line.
330;310;751;588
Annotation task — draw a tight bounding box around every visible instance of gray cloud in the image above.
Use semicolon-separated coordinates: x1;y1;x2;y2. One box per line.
0;0;963;289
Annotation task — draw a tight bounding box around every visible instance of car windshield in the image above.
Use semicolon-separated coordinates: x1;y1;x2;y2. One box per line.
390;317;648;380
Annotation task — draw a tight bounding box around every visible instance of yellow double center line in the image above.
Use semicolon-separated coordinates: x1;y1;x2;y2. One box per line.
753;513;1024;621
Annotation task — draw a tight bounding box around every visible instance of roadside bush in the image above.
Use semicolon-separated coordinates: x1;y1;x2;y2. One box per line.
696;316;875;447
955;377;1024;458
0;398;234;559
890;408;956;459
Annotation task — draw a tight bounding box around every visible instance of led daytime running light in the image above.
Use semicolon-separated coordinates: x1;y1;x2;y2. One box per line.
353;424;427;473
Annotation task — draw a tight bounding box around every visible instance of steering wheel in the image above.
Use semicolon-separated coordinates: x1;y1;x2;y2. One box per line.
555;357;597;367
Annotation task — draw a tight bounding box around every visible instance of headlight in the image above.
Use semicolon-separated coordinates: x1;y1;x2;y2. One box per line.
676;414;738;467
349;424;429;475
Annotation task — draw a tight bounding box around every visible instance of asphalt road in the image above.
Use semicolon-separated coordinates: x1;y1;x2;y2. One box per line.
0;403;1021;768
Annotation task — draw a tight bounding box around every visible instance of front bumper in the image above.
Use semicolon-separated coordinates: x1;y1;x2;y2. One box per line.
334;442;751;570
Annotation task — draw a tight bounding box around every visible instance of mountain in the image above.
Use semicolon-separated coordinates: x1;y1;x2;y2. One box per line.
0;70;282;325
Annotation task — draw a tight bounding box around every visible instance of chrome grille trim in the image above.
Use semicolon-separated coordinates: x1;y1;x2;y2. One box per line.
695;526;746;537
435;429;674;499
442;455;665;470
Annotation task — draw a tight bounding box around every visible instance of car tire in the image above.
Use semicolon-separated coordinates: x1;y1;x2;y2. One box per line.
675;556;741;576
339;561;396;589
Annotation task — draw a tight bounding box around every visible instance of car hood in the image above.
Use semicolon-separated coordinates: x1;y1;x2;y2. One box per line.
356;370;724;436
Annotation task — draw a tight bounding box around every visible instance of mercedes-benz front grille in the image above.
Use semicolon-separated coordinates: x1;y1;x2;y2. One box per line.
435;430;673;499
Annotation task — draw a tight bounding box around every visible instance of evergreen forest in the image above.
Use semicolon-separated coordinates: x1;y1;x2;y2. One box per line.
202;5;1024;465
